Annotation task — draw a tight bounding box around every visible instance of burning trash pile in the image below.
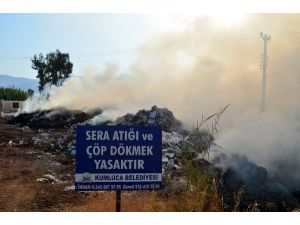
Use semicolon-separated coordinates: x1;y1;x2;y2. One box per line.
115;106;187;134
6;105;300;211
212;153;299;211
9;107;102;128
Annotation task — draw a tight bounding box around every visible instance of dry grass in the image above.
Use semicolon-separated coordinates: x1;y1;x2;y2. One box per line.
62;158;225;212
233;185;245;212
62;187;224;212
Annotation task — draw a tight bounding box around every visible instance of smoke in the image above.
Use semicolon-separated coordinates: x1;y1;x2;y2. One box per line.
24;14;300;187
25;14;300;121
215;109;300;189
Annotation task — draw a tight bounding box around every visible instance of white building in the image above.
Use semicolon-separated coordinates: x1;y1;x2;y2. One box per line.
0;100;24;112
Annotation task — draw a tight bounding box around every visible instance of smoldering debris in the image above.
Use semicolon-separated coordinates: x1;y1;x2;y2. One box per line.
212;153;299;211
36;174;62;184
115;105;187;134
9;107;102;128
215;109;300;197
116;107;300;210
160;131;300;211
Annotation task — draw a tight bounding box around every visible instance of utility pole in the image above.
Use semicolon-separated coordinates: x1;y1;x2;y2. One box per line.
260;32;271;112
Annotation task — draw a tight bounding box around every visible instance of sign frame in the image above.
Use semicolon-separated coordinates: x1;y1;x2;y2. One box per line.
75;125;163;192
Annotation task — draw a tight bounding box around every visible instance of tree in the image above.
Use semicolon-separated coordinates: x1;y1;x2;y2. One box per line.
27;89;34;97
31;49;73;92
0;87;28;101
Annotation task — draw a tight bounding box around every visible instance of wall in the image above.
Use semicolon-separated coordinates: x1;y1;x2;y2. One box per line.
0;100;24;112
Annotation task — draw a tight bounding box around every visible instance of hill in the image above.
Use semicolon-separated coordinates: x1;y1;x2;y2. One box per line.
0;74;38;92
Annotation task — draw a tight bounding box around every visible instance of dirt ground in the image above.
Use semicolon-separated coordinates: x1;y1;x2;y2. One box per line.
0;117;161;212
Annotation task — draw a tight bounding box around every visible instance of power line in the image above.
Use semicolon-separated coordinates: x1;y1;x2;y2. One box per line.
0;56;31;60
3;31;300;61
0;42;195;61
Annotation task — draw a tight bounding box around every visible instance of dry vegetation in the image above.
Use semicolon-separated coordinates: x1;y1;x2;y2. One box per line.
63;168;224;212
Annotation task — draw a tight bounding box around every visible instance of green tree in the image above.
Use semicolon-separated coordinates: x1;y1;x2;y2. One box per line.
0;87;28;101
31;49;73;92
27;88;34;97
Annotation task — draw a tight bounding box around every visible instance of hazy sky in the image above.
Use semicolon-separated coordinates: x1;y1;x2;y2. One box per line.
0;14;182;79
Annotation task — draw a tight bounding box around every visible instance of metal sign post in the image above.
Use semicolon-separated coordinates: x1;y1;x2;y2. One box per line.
116;190;121;212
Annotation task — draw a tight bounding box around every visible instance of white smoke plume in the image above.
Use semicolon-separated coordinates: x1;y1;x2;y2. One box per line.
215;109;300;188
24;14;300;186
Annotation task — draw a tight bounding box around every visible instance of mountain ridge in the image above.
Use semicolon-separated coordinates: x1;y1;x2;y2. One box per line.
0;74;38;92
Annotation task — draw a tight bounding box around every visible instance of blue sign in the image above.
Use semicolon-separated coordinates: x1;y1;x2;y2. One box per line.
76;125;162;191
